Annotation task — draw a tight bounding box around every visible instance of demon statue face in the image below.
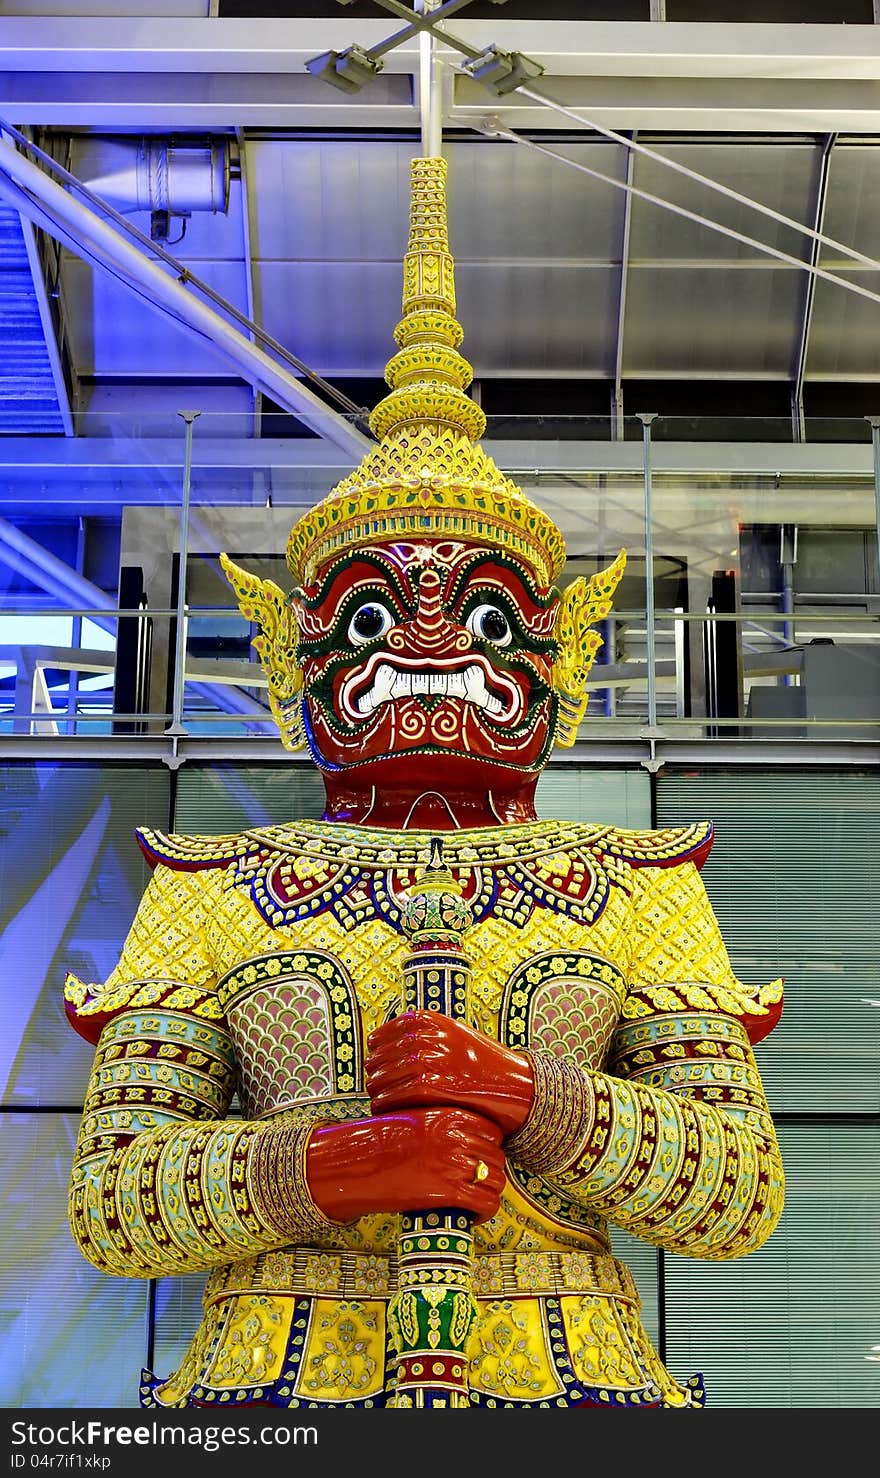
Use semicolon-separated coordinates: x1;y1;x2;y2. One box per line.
295;540;559;784
221;156;625;800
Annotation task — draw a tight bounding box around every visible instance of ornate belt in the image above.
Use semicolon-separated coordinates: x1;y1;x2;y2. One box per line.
206;1246;640;1307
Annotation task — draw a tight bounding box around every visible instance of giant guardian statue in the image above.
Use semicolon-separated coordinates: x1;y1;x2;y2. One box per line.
65;157;784;1409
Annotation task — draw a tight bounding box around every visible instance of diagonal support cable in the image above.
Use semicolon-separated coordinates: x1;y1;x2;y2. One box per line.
472;116;880;312
514;82;880;274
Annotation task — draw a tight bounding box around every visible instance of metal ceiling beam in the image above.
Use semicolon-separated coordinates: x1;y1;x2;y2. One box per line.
453;76;880;135
5;19;880;80
0;71;416;129
8;71;880;133
234;129;262;440
0;73;414;129
6;19;880;130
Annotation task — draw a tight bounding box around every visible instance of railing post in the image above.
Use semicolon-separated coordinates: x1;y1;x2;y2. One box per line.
638;413;659;732
165;409;200;736
868;418;880;602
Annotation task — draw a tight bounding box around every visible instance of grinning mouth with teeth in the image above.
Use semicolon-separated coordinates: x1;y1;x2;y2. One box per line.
340;655;523;725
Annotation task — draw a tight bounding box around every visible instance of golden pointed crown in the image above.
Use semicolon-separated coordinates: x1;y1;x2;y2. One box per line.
285;156;567;588
222;155;626;752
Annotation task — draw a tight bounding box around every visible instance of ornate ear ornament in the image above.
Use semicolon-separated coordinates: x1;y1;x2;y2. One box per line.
219;552;307;752
552;548;627;747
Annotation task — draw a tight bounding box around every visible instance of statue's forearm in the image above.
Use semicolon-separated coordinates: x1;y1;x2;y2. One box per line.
68;1009;336;1278
509;1047;784;1261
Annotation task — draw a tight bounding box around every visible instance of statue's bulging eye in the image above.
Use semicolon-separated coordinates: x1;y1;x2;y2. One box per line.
348;603;394;645
466;603;512;647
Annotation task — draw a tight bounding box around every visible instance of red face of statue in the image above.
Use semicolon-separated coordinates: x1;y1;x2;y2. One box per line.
294;539;560;789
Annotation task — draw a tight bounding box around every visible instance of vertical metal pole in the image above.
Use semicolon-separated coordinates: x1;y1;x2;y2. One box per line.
417;0;442;157
166;409;200;736
779;524;798;687
639;413;658;730
235;127;263;441
67;514;85;734
704;591;718;732
869;419;880;601
612;140;634;442
13;656;34;736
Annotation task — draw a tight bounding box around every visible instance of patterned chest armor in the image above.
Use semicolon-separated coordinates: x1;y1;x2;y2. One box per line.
65;818;781;1411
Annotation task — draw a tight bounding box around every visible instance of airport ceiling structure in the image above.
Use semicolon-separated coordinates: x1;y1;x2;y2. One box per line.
3;1;880;454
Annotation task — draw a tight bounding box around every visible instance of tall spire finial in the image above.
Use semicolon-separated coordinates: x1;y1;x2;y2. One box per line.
370;157;486;442
282;153;572;590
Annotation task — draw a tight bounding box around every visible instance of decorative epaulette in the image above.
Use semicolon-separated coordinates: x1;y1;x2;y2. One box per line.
136;826;254;871
63;971;222;1045
591;823;714;871
622;975;784;1047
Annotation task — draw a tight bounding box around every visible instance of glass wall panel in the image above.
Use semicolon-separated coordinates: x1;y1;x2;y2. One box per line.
173;763;324;832
536;767;649;827
0;762;171;1107
664;1122;880;1409
656;770;880;1114
151;1274;209;1395
647;434;880;743
0;1112;148;1408
173;767;654;836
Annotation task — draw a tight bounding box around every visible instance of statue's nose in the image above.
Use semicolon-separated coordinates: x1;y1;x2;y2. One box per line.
386;568;472;657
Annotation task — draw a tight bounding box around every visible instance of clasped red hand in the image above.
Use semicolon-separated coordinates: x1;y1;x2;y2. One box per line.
306;1106;506;1224
366;1010;535;1137
305;1014;535;1225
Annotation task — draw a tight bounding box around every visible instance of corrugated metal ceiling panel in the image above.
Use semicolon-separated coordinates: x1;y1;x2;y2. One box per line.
628;142;820;264
624;264;806;377
61;256;252;378
245;138;628;263
42;133;880;390
256;260;621;375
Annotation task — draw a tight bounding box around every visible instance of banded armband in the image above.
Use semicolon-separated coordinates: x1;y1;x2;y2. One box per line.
507;1047;783;1262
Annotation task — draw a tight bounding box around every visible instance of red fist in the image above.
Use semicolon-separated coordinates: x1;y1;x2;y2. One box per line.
366;1011;535;1137
306;1107;506;1224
